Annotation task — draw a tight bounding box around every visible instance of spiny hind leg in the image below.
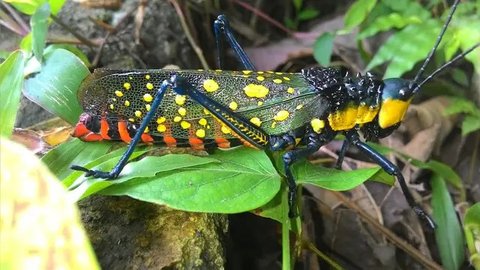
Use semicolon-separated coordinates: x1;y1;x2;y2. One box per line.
213;15;255;70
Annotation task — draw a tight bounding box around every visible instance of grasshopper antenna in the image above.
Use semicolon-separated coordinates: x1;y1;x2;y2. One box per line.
410;0;460;89
414;43;480;92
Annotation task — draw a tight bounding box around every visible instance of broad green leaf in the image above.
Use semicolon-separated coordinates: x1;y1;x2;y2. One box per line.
100;148;281;214
464;203;480;269
0;51;25;137
41;138;111;180
296;164;381;190
46;44;91;67
455;16;480;72
20;33;33;53
30;3;50;61
23;48;90;124
313;32;334;66
432;174;464;270
298;8;319;21
462;115;480;135
5;0;65;15
382;0;430;19
357;13;422;39
410;159;463;189
293;0;302;11
444;97;479;115
4;0;40;15
366;20;441;78
343;0;377;31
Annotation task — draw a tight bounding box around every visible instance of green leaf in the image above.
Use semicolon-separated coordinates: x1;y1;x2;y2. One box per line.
293;0;302;11
464;203;480;269
46;44;91;67
298;8;319;21
444;97;479;115
0;51;25;137
366;20;441;78
100;148;281;214
4;0;42;15
23;48;90;124
410;159;463;190
357;13;422;39
296;164;381;190
41;138;111;180
462;115;480;135
5;0;65;15
30;3;50;62
431;174;464;270
313;32;334;66
20;33;33;53
343;0;377;31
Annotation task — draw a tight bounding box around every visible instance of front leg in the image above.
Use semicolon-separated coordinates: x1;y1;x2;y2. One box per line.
71;75;176;179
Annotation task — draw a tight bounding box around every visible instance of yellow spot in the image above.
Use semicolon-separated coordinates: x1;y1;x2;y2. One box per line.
257;71;264;74
196;129;206;138
198;118;207;126
128;76;133;80
275;72;283;75
144;127;150;133
157;117;166;124
287;87;295;94
143;93;153;102
221;125;231;134
203;79;219;92
271;122;277;128
112;98;117;102
180;121;191;129
283;77;290;81
274;110;290;121
244;84;269;98
124;100;130;107
310;118;325;133
257;76;265;81
128;118;135;122
145;74;151;80
145;104;151;111
379;98;411;128
267;71;274;73
175;95;186;105
178;107;187;116
229;101;238;111
296;104;303;110
203;109;210;115
115;90;124;97
135;110;142;118
273;79;282;84
157;125;166;132
174;116;182;122
250;117;262;127
123;82;131;90
215;69;222;72
146;82;154;90
197;69;204;71
258;101;264;106
242;70;252;74
242;75;250;78
109;104;114;110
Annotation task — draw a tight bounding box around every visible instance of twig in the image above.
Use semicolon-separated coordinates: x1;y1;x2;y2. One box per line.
50;14;97;48
168;0;210;70
331;191;442;269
